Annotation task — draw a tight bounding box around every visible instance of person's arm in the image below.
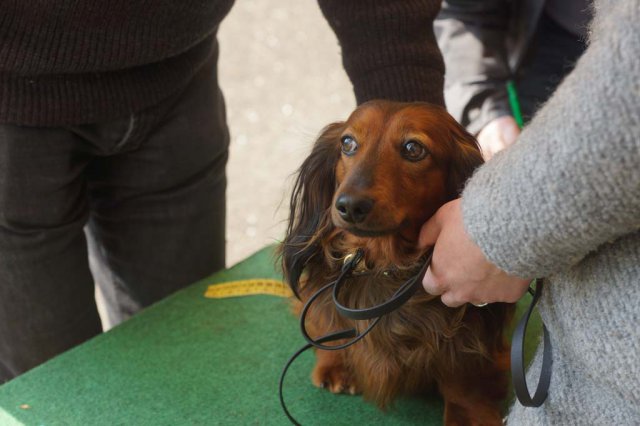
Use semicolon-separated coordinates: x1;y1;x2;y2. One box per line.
318;0;444;107
461;1;640;279
435;0;512;135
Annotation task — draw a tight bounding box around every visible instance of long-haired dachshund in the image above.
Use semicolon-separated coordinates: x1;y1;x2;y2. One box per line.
281;100;514;425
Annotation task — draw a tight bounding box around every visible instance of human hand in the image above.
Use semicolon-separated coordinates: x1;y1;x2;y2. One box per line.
477;116;520;160
419;199;531;307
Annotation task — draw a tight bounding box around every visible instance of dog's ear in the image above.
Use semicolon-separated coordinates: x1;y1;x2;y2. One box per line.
446;122;485;199
282;122;343;298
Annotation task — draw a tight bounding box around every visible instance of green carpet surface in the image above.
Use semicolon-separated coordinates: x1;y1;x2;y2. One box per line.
0;246;541;425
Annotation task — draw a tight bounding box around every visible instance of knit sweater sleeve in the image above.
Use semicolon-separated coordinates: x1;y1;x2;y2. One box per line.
317;0;445;107
461;1;640;278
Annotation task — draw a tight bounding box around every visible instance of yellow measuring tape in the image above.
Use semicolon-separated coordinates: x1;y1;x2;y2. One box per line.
204;279;293;299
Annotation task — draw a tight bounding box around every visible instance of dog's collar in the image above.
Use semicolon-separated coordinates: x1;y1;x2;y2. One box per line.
341;251;421;278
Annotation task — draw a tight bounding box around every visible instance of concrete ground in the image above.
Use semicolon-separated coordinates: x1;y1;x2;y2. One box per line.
218;0;355;266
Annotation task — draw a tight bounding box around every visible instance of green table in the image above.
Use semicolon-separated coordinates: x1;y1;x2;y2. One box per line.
0;247;540;425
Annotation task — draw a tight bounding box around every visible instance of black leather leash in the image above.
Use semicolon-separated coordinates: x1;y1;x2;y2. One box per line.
511;278;553;407
279;251;552;424
279;248;432;425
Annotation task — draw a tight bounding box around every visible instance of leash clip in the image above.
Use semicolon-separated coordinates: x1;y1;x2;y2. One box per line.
342;249;365;273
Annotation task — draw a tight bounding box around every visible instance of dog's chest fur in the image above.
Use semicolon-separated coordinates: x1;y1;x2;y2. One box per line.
302;255;490;406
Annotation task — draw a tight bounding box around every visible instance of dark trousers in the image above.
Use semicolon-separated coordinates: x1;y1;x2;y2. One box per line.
0;54;228;382
516;11;588;123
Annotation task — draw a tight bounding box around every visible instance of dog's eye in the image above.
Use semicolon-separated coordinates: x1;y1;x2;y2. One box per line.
401;140;428;161
341;136;358;156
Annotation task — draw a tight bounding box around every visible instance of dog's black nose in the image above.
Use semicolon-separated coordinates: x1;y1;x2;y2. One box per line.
335;194;374;223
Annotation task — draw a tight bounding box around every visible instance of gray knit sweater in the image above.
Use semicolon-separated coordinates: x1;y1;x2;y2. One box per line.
461;1;640;424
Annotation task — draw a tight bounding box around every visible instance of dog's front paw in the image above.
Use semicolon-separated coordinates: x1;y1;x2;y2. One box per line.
311;361;360;395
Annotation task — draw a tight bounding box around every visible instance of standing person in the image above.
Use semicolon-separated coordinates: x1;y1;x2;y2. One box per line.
421;1;640;423
436;0;592;159
0;1;446;382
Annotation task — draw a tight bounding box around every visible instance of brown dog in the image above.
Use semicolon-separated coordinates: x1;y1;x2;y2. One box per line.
282;101;513;425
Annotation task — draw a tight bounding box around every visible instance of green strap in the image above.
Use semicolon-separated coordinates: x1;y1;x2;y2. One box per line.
507;80;524;129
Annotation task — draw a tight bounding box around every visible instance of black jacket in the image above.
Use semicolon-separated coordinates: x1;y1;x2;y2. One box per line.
435;0;545;134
